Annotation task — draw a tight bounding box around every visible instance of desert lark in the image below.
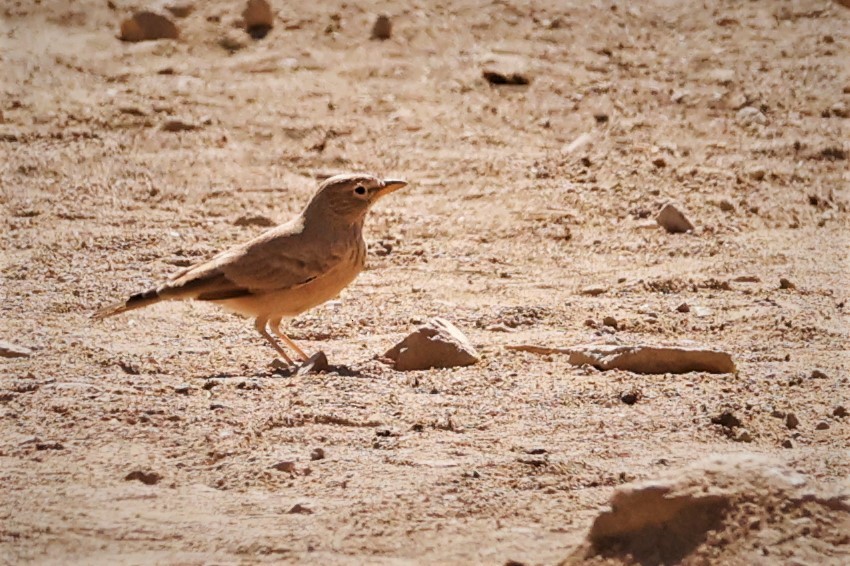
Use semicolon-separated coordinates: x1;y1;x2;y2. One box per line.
93;173;408;365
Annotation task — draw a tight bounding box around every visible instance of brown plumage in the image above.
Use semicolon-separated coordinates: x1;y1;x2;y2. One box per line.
93;173;408;364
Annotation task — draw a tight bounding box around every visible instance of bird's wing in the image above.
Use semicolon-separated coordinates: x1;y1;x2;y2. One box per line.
160;218;338;301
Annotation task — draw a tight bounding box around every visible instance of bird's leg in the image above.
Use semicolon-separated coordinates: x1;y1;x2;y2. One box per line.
270;317;310;362
254;317;294;365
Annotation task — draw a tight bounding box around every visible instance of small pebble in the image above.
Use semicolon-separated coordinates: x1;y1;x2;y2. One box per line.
310;447;325;461
810;369;828;379
785;413;799;430
580;286;608;296
656;203;695;234
371;14;392;40
711;410;741;428
779;277;796;290
272;461;296;473
815;421;830;430
620;389;641;405
748;167;766;181
482;70;530;86
602;316;618;329
119;11;180;42
734;429;753;443
124;469;162;485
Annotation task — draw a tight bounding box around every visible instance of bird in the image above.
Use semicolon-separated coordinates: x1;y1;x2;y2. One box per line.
93;173;408;365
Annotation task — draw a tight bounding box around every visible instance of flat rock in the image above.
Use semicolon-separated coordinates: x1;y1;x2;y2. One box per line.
736;106;767;126
0;340;32;358
570;344;735;374
656;202;695;233
563;454;850;565
384;318;479;371
508;344;735;374
124;469;162;485
160;118;198;132
296;351;329;376
234;214;275;227
482;70;530;86
119;11;179;42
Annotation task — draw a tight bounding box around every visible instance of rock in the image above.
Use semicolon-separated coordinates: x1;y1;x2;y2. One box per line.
620;389;641;405
675;303;690;313
0;340;32;358
834;406;848;418
563;132;594;154
785;412;799;430
779;277;796;290
692;306;712;318
656;203;695;234
219;29;248;52
711;410;742;429
118;105;148;116
736;106;767;126
748;167;767;181
287;503;313;514
733;428;753;443
234;214;275;227
482;70;530;86
236;379;262;390
594;112;609;124
160;118;198;132
570;454;844;565
296;351;329;375
718;199;736;211
373;240;393;256
580;285;607;296
815;421;830;430
119;11;179;42
810;369;828;379
124;469;162;485
707;68;735;84
383;318;479;371
163;1;194;18
781;438;794;449
272;461;296;474
173;383;191;394
310;447;325;461
827;101;848;118
371;14;392;40
602;316;618;329
651;156;666;168
243;0;273;38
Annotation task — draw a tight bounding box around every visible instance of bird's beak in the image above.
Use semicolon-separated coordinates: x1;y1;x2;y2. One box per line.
379;179;408;195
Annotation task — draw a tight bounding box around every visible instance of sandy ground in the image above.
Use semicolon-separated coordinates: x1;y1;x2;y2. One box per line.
1;0;849;564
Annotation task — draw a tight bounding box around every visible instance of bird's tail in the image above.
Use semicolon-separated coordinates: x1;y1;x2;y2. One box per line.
91;288;162;320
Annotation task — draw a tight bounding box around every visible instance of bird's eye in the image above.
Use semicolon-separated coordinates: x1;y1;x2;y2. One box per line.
354;185;367;196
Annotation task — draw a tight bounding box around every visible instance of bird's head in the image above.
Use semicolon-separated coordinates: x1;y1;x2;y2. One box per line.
305;173;408;224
